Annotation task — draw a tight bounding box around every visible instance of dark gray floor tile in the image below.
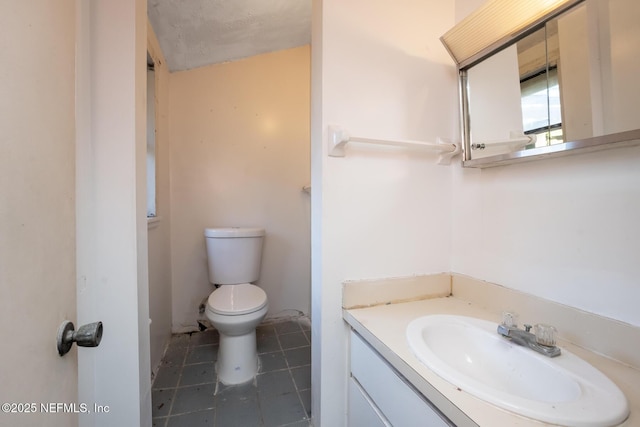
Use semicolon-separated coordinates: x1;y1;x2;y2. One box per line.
284;346;311;368
171;383;215;415
257;324;277;338
189;330;219;347
216;402;261;427
168;333;191;348
216;384;260;427
260;351;288;372
275;321;302;335
257;370;296;396
152;417;167;427
162;345;188;367
185;344;217;365
283;421;312;427
259;392;307;427
166;409;215;427
216;381;257;400
152;389;175;418
257;333;280;354
179;362;216;387
290;366;311;391
153;364;182;389
279;332;309;349
299;389;311;418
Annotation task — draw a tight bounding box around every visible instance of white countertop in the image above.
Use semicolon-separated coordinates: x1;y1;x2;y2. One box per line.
344;296;639;427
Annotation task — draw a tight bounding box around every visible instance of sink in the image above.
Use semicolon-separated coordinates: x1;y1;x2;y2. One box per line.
406;315;629;426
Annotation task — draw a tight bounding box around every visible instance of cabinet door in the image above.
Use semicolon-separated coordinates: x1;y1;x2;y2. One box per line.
350;331;453;427
348;377;390;427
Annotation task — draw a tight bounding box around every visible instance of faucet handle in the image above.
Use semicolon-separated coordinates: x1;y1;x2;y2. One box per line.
535;324;557;347
501;311;519;328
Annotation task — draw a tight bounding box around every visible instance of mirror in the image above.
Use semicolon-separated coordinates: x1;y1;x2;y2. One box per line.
460;0;640;167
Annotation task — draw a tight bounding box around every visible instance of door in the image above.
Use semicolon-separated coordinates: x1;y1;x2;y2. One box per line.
0;1;78;426
1;1;151;426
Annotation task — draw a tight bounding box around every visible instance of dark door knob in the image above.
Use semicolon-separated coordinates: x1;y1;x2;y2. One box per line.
57;321;103;356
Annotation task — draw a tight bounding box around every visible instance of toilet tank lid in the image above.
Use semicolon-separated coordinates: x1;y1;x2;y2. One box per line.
204;227;265;238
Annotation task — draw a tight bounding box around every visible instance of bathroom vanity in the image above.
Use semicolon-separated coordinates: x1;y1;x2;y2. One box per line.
348;330;457;426
343;275;640;426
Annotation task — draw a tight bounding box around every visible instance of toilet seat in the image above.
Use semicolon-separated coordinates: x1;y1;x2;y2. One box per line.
207;283;267;316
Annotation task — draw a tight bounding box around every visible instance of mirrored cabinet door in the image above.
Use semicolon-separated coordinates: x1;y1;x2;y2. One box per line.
456;0;640;166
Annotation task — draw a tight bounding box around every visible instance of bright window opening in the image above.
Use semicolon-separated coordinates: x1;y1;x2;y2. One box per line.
521;67;563;147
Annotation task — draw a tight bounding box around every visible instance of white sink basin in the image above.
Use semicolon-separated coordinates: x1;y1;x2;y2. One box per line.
406;315;629;426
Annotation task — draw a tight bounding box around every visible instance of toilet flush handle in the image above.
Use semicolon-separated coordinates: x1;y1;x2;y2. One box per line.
57;320;103;356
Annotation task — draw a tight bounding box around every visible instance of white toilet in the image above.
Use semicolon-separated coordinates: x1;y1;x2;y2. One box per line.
203;227;269;385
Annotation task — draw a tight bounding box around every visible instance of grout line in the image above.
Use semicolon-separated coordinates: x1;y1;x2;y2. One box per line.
291;371;310;422
253;379;267;426
162;334;191;419
284;321;311;423
157;387;178;421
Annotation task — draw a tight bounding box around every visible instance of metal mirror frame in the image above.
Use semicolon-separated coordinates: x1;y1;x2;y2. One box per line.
455;0;640;168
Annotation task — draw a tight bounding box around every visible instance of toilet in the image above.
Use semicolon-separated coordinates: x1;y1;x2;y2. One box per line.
204;227;269;385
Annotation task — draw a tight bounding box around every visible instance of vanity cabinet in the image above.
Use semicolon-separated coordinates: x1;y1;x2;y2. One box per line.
348;330;454;427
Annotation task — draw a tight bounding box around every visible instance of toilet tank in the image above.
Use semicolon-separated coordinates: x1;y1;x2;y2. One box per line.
204;227;265;285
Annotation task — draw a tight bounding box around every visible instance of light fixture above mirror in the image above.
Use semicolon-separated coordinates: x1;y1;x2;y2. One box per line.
441;0;581;68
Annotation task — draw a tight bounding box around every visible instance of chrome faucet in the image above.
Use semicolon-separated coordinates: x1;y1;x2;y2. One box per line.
497;312;561;358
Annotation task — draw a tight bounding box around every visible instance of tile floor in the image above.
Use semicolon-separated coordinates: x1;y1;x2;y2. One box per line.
151;318;312;427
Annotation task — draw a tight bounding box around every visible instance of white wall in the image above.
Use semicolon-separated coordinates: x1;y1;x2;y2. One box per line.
452;0;640;328
147;22;173;372
451;145;640;326
168;46;311;332
311;0;457;424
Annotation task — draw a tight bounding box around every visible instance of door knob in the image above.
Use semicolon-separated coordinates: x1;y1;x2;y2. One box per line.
57;320;103;356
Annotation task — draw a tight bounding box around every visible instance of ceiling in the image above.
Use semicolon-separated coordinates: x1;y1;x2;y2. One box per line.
148;0;312;72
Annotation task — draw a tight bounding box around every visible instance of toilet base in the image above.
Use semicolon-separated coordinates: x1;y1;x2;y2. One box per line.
216;330;259;385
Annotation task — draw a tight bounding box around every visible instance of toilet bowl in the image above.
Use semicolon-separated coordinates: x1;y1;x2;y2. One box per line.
203;227;268;385
205;284;268;384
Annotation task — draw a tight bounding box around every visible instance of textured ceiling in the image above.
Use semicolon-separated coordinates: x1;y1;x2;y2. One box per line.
148;0;312;72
